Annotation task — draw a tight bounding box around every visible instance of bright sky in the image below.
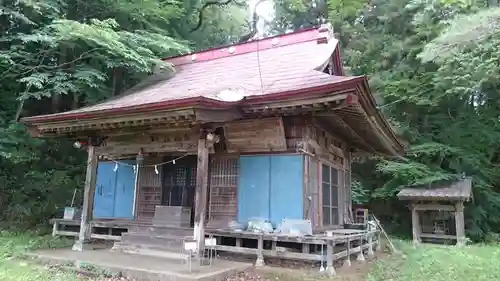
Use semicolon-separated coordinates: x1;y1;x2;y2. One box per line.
249;0;275;36
252;0;274;20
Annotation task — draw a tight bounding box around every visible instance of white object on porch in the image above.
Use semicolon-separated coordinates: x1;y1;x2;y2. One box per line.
203;236;218;266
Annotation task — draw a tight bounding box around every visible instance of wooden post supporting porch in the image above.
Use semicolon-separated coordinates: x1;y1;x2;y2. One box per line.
72;145;98;251
193;136;209;255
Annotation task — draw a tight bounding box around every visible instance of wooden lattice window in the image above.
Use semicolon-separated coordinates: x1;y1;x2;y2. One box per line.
322;164;340;226
207;156;238;227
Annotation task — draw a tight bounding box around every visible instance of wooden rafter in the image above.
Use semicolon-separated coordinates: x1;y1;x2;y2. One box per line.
243;92;351;114
313;114;377;154
31;109;196;136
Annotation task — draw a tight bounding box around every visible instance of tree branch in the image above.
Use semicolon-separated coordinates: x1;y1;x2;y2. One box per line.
190;0;242;32
2;48;103;82
237;0;267;42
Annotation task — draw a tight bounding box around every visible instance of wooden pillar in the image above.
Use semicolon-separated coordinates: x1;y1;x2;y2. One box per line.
367;233;375;258
326;240;336;276
455;201;466;246
72;145;98;251
193;137;209;254
302;125;314;224
411;204;421;245
343;237;351;268
375;231;382;251
255;234;265;267
302;243;309;254
356;235;365;262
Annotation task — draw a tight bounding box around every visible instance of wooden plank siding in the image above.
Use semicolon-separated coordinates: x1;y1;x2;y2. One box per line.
283;116;306;150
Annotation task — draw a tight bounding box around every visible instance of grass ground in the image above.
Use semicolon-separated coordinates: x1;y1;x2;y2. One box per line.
0;231;85;281
366;241;500;281
1;232;500;281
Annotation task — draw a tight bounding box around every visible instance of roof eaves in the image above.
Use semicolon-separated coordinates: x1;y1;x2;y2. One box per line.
20;97;227;125
357;78;405;157
21;77;359;127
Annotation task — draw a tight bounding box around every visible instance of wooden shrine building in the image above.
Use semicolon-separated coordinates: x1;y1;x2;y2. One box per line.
397;177;472;246
21;24;403;264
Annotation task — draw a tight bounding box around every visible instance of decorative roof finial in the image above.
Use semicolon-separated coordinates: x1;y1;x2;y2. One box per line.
317;22;334;44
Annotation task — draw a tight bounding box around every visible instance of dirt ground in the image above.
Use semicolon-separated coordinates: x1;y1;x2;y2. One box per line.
224;252;388;281
90;251;387;281
57;253;385;281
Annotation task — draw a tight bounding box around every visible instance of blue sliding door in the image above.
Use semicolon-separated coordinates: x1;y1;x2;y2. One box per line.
113;161;136;219
237;154;304;225
269;155;304;224
238;156;271;222
94;162;117;218
93;161;136;219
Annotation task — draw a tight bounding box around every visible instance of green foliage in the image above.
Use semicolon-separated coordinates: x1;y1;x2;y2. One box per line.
420;7;500;62
0;231;72;259
267;0;500;240
326;0;500;241
0;0;247;229
351;180;370;204
0;231;80;281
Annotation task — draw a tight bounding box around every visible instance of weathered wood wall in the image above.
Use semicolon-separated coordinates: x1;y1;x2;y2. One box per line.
308;120;352;227
97;116;354;229
282;116;353;228
283;116;306;150
126;153;240;226
305;155;319;227
97;117;289;157
223;117;287;152
97;129;197;158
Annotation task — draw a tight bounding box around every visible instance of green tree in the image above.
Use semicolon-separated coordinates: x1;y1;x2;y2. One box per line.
339;0;500;239
0;0;247;229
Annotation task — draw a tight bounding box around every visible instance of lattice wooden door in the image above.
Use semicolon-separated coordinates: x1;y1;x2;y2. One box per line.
162;156;197;209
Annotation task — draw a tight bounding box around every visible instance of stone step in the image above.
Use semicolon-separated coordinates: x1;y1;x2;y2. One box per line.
128;225;193;237
121;233;186;250
112;242;189;262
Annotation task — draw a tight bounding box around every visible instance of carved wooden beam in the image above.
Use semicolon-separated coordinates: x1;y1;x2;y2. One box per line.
35;109;196;135
243;92;351;114
96;138;198;156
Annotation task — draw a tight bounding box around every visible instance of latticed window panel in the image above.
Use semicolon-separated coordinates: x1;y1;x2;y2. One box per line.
321;163;341;226
207;156;238;227
137;165;163;220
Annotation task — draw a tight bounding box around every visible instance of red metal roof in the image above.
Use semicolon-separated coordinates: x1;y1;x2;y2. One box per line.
22;25;348;122
20;24;405;156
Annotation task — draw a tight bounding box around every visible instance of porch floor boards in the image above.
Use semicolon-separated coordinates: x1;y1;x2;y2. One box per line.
28;247;252;281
